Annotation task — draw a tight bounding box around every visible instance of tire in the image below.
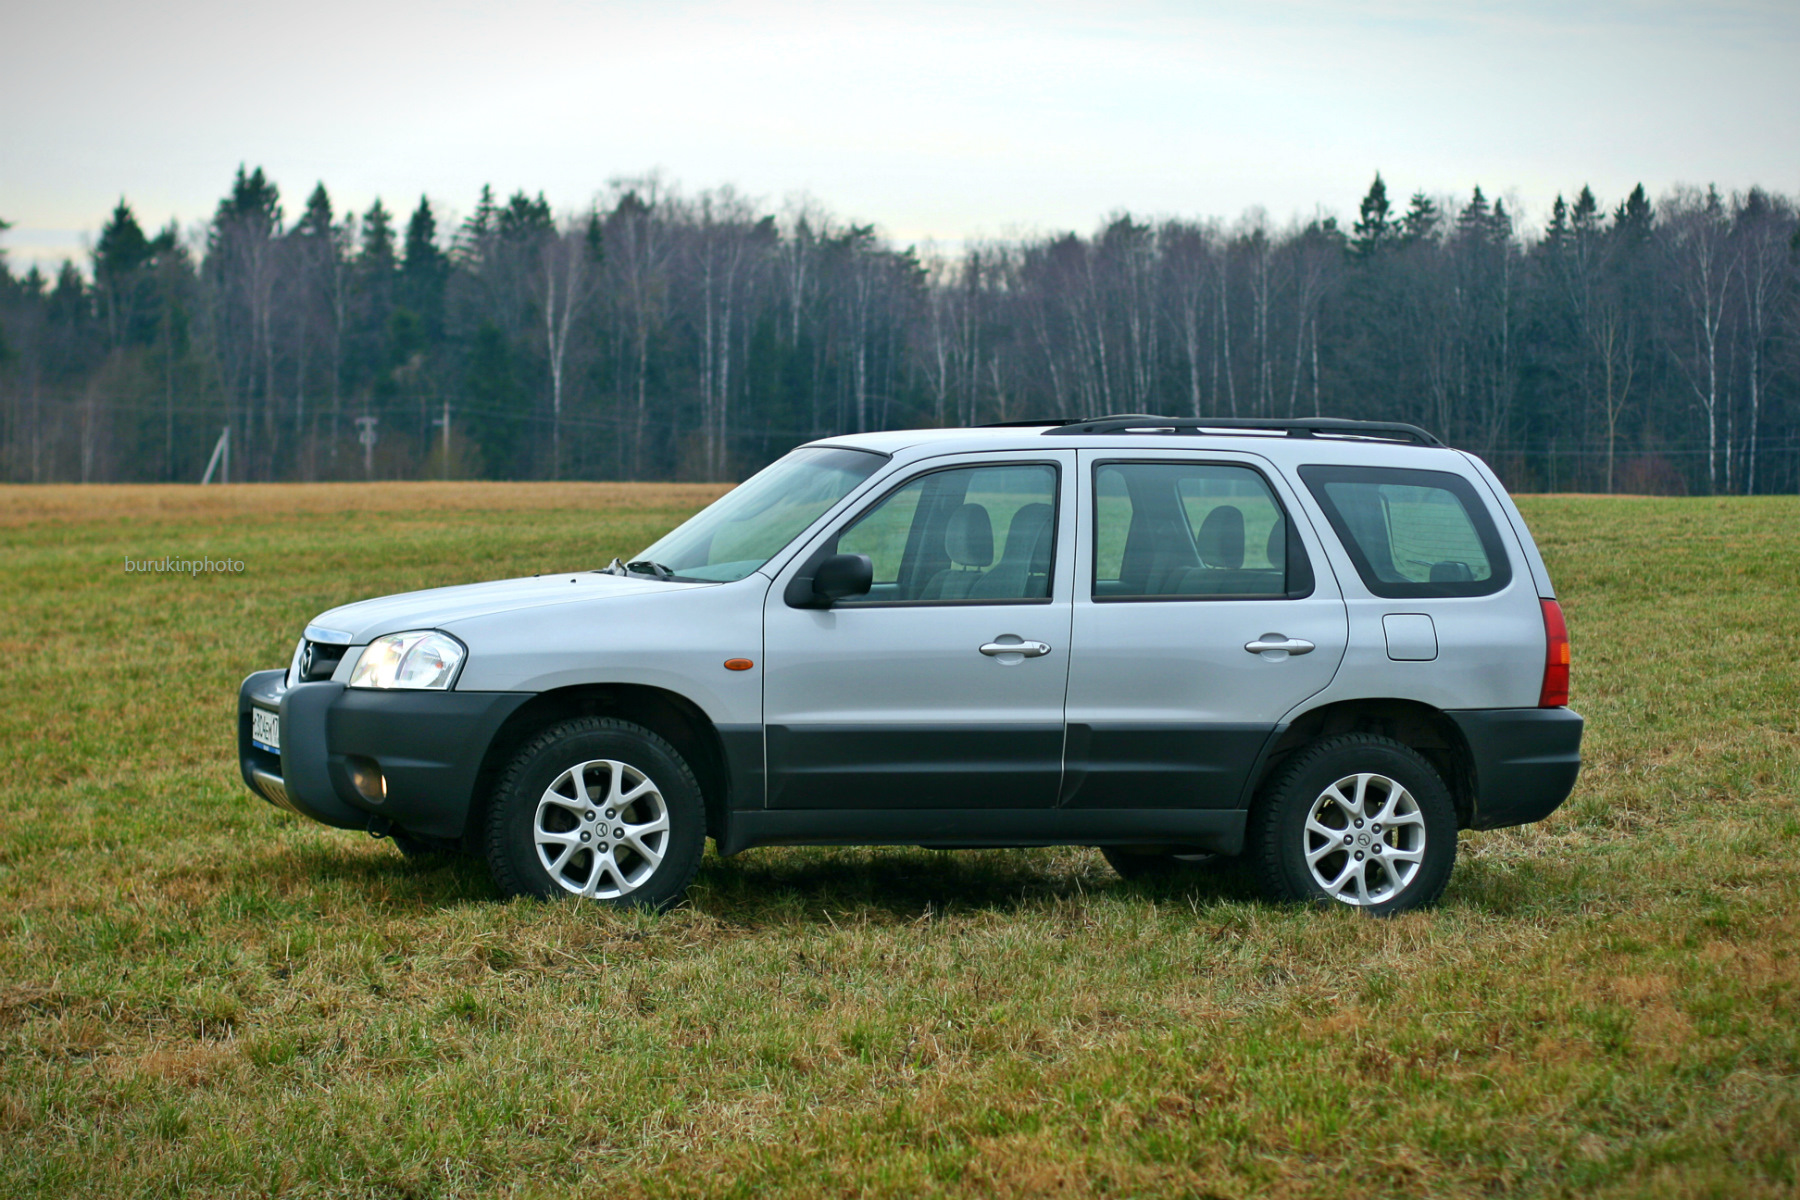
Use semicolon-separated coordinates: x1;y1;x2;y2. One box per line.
1101;846;1233;881
1248;734;1456;915
484;717;705;911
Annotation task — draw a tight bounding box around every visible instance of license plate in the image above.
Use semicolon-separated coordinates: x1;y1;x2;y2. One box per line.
251;707;280;754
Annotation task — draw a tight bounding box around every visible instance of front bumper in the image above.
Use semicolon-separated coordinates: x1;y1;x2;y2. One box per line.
238;669;533;840
1449;706;1585;830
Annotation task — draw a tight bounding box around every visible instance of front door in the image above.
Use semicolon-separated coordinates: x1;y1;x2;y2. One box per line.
763;452;1076;809
1062;450;1349;810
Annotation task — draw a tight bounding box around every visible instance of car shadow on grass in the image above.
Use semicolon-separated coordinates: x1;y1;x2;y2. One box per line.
278;838;1574;924
270;834;1591;928
686;845;1264;922
274;840;497;911
272;838;1266;922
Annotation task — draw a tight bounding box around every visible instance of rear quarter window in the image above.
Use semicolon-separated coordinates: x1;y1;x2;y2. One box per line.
1298;465;1513;599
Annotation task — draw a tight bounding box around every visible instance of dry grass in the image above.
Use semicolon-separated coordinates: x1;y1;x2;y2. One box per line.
0;486;1796;1198
0;481;732;527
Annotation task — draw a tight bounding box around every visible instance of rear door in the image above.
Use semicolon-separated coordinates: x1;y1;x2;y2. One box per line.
762;451;1078;809
1061;450;1348;810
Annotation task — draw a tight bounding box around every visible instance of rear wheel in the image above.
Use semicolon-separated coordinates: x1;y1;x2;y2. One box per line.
1249;734;1456;915
485;717;705;911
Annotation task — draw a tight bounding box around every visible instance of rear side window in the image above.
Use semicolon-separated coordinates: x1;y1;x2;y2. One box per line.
1093;461;1313;600
1299;465;1512;599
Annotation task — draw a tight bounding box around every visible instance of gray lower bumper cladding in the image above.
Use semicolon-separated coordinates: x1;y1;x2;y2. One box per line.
237;670;533;840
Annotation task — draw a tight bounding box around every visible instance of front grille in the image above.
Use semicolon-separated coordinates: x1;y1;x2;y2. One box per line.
297;640;349;683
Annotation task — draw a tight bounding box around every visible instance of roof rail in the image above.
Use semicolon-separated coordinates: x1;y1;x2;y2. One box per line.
1041;414;1444;447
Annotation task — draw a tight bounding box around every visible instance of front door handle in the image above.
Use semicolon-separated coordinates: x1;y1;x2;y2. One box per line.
1245;635;1315;656
980;640;1051;658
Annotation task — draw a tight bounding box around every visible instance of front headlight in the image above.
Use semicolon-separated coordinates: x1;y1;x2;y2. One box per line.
347;631;466;690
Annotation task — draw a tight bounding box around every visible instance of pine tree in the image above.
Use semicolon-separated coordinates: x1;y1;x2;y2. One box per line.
1572;186;1601;236
0;218;12;368
499;191;553;240
1456;186;1493;242
1399;192;1440;244
1544;195;1570;252
462;185;498;241
401;196;449;332
1491;198;1513;243
211;165;282;246
345;199;400;408
96;200;151;274
461;321;529;474
1352;173;1393;256
95;199;154;346
403;196;444;276
295;183;333;239
360;199;397;273
1613;184;1653;244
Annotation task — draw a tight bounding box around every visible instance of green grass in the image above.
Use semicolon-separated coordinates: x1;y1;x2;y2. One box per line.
1;483;1796;1199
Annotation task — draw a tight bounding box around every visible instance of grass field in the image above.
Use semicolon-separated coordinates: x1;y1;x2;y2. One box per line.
0;483;1796;1199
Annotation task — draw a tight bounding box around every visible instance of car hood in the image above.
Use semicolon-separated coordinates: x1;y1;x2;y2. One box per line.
307;573;707;644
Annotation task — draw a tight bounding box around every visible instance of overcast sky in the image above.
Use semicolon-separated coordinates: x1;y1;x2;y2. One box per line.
5;0;1798;274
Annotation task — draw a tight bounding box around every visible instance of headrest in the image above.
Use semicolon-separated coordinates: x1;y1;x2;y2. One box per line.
1196;505;1244;569
945;504;994;567
1429;560;1474;582
1000;503;1053;562
1266;518;1285;568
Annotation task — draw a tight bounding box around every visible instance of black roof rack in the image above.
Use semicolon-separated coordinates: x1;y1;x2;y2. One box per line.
1040;414;1444;447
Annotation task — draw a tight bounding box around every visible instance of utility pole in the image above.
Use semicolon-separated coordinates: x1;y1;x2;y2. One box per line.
430;399;451;480
200;425;230;484
354;415;379;479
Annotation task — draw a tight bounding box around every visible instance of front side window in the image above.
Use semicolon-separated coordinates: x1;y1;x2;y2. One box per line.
829;462;1059;604
1299;464;1512;598
634;446;886;582
1094;461;1310;600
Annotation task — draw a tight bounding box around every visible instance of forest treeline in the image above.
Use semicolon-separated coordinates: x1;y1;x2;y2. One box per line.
2;169;1797;492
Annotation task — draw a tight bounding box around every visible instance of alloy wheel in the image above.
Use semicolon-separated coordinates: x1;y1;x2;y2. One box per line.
1301;771;1426;906
533;758;670;899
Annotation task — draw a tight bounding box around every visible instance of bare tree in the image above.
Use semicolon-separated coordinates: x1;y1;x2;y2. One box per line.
1733;188;1794;494
1663;186;1739;493
1157;220;1219;417
604;181;673;477
537;212;603;478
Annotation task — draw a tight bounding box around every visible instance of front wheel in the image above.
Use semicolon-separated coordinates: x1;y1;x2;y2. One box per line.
1249;734;1457;915
485;717;705;911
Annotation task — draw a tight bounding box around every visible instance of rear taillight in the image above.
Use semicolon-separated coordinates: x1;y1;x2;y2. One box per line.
1539;598;1570;707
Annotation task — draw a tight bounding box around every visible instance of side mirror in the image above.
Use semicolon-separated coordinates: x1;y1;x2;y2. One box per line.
786;552;873;608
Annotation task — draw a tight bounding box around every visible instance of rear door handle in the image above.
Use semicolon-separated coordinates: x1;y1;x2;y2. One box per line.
980;640;1051;658
1245;635;1315;656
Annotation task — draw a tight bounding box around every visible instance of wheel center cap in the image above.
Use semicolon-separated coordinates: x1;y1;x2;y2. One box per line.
1357;833;1370;846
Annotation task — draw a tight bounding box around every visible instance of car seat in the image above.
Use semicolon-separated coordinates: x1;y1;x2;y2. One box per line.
920;504;994;600
969;503;1054;600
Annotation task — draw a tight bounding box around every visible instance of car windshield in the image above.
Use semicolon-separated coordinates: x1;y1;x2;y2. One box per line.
632;446;887;582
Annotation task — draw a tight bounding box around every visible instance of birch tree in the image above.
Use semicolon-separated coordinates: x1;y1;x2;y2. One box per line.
1662;186;1737;493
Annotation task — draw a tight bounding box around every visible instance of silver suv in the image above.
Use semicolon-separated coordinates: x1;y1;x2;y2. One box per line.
237;416;1581;915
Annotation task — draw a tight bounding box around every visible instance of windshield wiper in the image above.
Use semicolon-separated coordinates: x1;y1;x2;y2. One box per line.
598;557;681;580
